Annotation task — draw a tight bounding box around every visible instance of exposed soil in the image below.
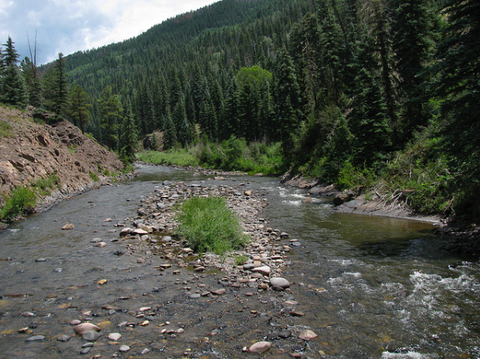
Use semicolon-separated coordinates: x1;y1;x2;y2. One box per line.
0;106;126;214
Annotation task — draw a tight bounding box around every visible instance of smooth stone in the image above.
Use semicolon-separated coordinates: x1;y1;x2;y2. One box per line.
57;334;72;342
270;277;290;289
243;263;256;270
80;347;92;354
132;228;148;235
90;238;102;243
62;223;75;230
211;288;226;296
94;242;107;248
299;329;318;341
189;293;201;299
53;268;63;272
141;348;150;355
74;323;101;335
252;266;271;276
26;335;45;341
70;319;81;325
119;227;132;236
82;342;94;348
108;332;122;341
82;330;101;341
249;341;272;353
119;345;130;352
35;258;46;262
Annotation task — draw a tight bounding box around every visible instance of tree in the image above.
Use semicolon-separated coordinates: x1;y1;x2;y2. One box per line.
52;53;69;115
98;86;123;150
0;37;27;106
119;98;138;163
162;107;177;150
68;84;91;133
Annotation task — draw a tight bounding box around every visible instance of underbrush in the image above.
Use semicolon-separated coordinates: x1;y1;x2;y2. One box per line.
137;136;286;175
175;197;249;255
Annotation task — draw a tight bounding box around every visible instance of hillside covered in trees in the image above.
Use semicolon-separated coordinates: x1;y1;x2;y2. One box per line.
1;0;479;222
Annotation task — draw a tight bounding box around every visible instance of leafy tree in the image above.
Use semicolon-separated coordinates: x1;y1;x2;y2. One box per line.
68;84;91;133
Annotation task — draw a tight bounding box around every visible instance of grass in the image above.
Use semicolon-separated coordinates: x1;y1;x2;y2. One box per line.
0;186;36;222
136;148;199;167
32;173;60;196
175;197;249;255
0;120;13;138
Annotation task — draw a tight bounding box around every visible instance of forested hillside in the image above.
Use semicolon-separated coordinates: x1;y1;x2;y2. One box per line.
1;0;479;221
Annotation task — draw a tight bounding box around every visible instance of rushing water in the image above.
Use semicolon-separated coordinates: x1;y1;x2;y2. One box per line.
0;164;479;358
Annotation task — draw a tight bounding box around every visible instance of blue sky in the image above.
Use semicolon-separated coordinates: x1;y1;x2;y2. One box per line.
1;0;219;65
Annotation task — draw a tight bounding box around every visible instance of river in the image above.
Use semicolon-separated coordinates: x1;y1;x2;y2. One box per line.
0;164;479;358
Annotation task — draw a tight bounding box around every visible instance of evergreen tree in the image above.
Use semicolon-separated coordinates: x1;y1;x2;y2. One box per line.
52;53;69;115
392;0;436;143
98;86;123;150
0;37;27;106
119;98;138;163
68;84;91;133
163;107;177;150
21;57;42;107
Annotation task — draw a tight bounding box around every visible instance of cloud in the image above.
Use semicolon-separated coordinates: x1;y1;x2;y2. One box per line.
0;0;218;65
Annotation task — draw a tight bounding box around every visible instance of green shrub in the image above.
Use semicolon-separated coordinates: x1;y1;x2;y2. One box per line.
176;197;249;255
1;186;36;222
33;174;60;196
89;171;99;181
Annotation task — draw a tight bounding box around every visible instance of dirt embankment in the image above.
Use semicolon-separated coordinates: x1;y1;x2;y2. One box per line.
0;106;126;212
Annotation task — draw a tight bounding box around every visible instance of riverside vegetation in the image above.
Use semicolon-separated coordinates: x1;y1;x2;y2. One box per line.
1;0;479;228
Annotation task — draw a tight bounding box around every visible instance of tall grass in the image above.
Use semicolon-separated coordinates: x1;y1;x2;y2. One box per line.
175;197;249;255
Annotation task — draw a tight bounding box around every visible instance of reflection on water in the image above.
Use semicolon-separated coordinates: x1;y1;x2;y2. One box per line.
0;164;479;358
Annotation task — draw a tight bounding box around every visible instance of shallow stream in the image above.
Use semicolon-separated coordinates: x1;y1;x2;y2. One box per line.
0;164;479;358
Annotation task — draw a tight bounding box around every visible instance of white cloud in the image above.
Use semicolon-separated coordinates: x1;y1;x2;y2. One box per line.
0;0;218;65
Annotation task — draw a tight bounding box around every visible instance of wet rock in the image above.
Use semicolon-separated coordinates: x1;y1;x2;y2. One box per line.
35;258;46;262
119;227;132;237
119;345;130;352
62;223;75;230
57;334;72;342
26;335;45;341
90;238;102;243
141;348;150;355
94;242;107;248
252;266;271;276
82;330;101;341
80;346;92;354
211;288;226;296
70;319;81;325
21;311;35;317
270;277;290;290
299;330;318;341
189;293;201;299
108;332;122;341
249;341;272;353
243;263;256;271
74;323;101;335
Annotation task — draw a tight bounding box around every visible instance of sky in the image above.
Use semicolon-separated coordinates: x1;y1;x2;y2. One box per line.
0;0;219;65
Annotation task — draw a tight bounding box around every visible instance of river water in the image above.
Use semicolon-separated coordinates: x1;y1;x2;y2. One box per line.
0;164;479;358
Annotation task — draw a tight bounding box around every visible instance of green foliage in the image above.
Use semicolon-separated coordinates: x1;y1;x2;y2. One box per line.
89;171;99;182
0;120;13;138
136;149;199;167
0;186;36;222
32;173;60;196
337;162;377;191
175;197;248;255
233;254;248;266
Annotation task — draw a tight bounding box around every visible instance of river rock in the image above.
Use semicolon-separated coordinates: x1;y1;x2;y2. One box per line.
62;223;74;230
57;334;71;342
211;288;226;296
270;277;290;290
82;330;101;341
252;266;271;276
108;332;122;341
90;238;102;243
299;330;318;341
249;341;272;353
26;335;45;341
94;242;107;248
119;227;132;237
132;228;148;235
74;323;101;335
243;263;256;270
80;347;91;354
119;345;130;352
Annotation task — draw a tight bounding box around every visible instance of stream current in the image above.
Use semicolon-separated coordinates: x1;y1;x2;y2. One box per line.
0;164;479;358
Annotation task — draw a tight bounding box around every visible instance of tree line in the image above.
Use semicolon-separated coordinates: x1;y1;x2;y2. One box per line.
1;0;479;218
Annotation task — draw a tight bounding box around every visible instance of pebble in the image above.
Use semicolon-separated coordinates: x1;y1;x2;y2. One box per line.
119;345;130;352
94;242;107;248
141;348;150;355
270;277;290;290
91;238;102;243
299;330;318;341
248;341;272;353
82;330;101;341
252;266;271;276
108;333;122;341
26;335;45;341
57;334;71;342
189;293;201;299
211;288;226;295
79;347;92;354
62;223;75;230
35;258;46;262
74;323;101;335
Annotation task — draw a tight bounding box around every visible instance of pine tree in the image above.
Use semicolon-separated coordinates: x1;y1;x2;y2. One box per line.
68;84;91;133
163;107;177;150
119;98;138;163
0;37;27;107
98;86;123;150
52;53;69;115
